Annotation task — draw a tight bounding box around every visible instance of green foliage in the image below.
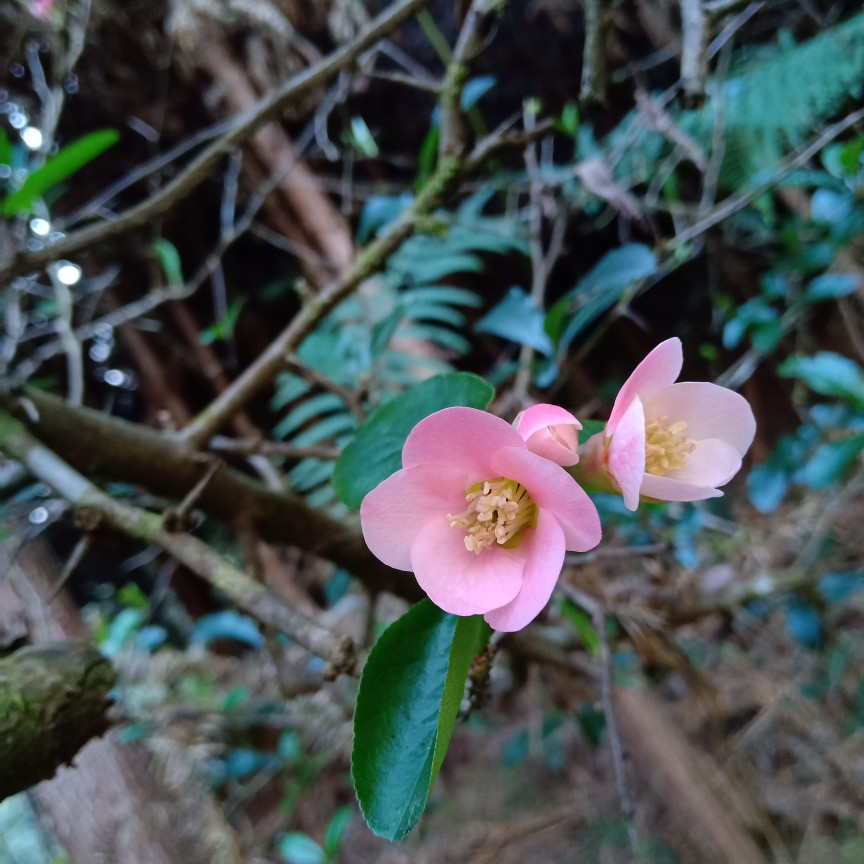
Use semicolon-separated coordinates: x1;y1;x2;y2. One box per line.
352;600;489;840
1;129;119;216
706;15;864;187
333;372;493;509
594;13;864;194
547;244;658;354
272;195;522;512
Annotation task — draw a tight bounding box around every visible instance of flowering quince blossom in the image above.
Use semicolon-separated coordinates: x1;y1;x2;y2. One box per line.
579;337;756;510
360;407;601;631
515;404;582;467
29;0;53;19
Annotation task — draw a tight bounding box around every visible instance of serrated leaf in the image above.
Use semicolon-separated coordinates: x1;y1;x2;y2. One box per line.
1;129;119;216
352;600;487;840
333;373;493;509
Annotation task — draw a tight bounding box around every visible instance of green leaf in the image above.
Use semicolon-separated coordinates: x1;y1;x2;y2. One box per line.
547;244;657;348
324;806;353;858
153;238;184;286
476;286;554;356
579;419;606;441
779;352;864;407
796;435;864;489
352;600;488;840
431;614;490;783
333;372;494;509
803;273;858;303
0;128;12;166
349;116;379;158
1;129;119;216
279;833;326;864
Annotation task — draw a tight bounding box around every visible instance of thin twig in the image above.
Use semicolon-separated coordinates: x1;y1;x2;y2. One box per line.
669;106;864;251
559;582;640;856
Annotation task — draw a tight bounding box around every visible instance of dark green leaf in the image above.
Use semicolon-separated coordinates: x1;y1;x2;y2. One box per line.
0;129;12;166
431;614;490;783
333;373;494;509
1;129;119;216
351;600;458;840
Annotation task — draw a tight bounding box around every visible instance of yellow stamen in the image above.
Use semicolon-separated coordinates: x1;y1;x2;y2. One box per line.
644;416;695;475
447;478;538;554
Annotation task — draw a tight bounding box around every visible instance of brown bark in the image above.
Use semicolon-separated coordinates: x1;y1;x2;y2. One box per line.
613;686;767;864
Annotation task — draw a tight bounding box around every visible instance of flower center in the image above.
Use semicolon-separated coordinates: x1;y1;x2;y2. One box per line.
644;416;695;475
447;477;538;554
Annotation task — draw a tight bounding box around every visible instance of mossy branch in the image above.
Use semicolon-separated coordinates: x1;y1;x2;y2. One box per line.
0;642;115;803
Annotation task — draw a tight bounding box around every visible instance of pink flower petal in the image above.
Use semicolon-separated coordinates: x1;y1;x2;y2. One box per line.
607;396;646;511
643;382;756;455
517;404;582;467
639;473;724;502
361;464;474;570
490;446;601;552
410;517;526;616
665;438;742;486
517;404;582;438
402;407;525;475
607;338;682;436
484;509;565;632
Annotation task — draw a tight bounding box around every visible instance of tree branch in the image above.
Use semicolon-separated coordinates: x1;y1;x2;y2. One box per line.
0;410;358;676
0;641;115;803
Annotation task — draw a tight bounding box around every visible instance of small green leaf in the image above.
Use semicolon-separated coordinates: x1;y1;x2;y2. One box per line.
333;372;494;509
324;806;353;858
279;833;326;864
352;600;488;840
1;129;119;216
349;116;379;158
153;238;184;286
0;128;12;166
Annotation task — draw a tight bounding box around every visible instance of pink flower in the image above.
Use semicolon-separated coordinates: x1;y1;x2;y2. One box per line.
515;404;582;467
581;337;756;510
29;0;53;20
361;407;601;631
